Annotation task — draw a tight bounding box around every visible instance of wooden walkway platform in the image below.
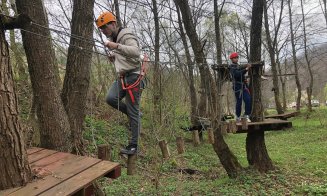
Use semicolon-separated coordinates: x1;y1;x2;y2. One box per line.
0;147;121;196
265;111;299;120
235;118;292;133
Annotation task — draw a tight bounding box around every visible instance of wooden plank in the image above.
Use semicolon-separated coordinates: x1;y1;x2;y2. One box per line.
30;152;72;168
0;153;70;196
8;155;101;196
0;187;21;196
265;111;299;120
27;147;44;155
28;149;58;163
235;119;292;133
39;161;120;196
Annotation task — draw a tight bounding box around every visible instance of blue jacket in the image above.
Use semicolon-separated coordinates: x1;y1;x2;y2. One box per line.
229;63;248;91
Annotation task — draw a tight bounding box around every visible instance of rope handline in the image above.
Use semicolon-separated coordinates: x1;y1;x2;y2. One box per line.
17;26;150;60
19;28;107;56
31;21;103;45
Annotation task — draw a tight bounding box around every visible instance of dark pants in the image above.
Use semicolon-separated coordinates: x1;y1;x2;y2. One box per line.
106;74;143;145
234;87;252;118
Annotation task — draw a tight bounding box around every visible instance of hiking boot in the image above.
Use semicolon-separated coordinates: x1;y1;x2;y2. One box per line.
244;115;251;123
120;144;138;155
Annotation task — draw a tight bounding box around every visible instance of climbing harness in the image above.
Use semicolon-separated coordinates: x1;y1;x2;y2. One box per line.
120;54;148;104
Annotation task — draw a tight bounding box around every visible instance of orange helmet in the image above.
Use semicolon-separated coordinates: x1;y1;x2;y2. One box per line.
96;11;116;28
229;52;239;59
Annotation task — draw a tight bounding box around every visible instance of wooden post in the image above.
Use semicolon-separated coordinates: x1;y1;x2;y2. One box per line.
241;117;248;130
127;154;137;175
199;130;204;142
229;121;237;133
207;128;214;144
75;188;86;196
220;123;227;134
193;130;200;146
97;144;111;161
94;145;109;195
159;140;170;159
176;137;185;154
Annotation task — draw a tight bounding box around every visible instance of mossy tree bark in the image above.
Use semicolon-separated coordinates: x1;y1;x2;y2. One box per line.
0;18;31;190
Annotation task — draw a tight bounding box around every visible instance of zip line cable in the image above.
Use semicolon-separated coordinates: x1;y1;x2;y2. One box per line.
19;28;108;57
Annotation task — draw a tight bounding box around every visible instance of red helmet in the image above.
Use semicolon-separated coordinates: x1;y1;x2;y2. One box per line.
229;52;239;59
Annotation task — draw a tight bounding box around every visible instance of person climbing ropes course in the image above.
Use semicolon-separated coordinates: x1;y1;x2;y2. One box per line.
96;11;146;155
228;52;252;122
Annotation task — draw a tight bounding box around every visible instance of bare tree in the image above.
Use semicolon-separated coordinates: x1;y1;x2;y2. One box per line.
247;0;274;172
320;0;327;27
114;0;123;27
151;0;162;124
263;0;284;114
300;0;314;112
214;0;225;66
288;0;302;111
277;53;288;110
170;4;198;125
174;0;242;178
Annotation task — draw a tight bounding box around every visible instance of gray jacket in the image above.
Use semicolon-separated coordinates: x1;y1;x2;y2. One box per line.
113;28;141;74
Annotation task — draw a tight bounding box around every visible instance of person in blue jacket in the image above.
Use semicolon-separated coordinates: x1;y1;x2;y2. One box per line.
229;52;252;122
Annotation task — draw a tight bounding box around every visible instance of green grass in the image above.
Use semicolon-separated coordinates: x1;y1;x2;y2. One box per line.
85;107;327;195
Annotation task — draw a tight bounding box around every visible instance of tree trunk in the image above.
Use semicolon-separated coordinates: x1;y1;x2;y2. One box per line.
246;132;273;172
278;59;287;111
247;0;274;172
16;0;71;151
322;0;327;27
61;0;94;155
176;5;198;125
175;0;242;177
213;129;242;178
176;137;185;154
151;0;161;125
214;0;225;66
158;140;170;159
114;0;123;27
300;0;313;112
214;0;225;122
0;19;31;190
288;0;302;111
263;0;283;114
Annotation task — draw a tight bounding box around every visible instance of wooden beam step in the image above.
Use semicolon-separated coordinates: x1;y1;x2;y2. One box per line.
8;154;100;195
39;161;120;196
235;119;292;133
